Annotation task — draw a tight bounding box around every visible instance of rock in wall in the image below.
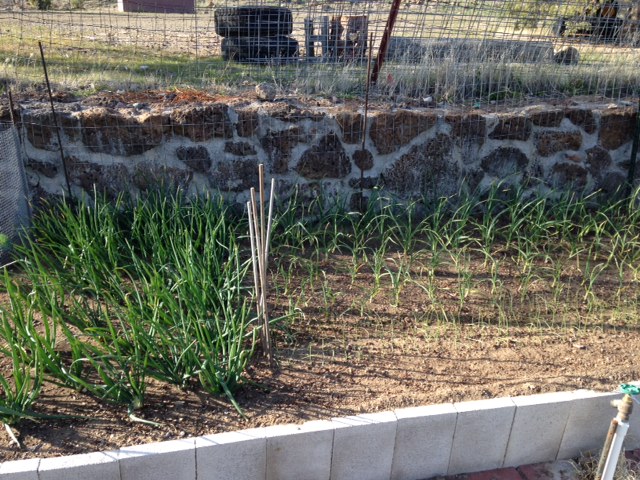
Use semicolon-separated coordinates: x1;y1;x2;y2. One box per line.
7;94;639;208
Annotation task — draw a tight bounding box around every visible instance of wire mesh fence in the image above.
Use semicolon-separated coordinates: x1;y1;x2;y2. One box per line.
0;122;30;261
1;0;640;104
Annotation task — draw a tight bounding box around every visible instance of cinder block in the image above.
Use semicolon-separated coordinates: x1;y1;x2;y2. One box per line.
390;403;457;480
118;438;195;480
195;429;266;480
0;458;40;480
503;391;574;467
558;389;621;460
265;420;334;480
330;411;398;480
447;397;516;475
38;451;120;480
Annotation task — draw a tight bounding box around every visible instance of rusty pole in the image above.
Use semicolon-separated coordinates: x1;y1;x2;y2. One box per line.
625;97;640;199
39;41;72;199
370;0;402;85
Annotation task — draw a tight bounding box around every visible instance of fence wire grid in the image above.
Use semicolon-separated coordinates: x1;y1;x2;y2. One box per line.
1;0;640;104
0;122;30;259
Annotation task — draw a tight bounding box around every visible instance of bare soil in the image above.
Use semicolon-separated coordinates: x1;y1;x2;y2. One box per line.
1;251;639;463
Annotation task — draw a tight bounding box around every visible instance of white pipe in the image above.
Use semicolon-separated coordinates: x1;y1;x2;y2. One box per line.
601;418;630;480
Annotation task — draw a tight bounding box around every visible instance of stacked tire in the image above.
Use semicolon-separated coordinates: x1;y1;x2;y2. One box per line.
215;6;298;64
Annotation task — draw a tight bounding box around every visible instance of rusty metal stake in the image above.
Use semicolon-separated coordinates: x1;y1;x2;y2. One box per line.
625;97;640;199
370;0;402;85
39;41;72;199
356;32;375;211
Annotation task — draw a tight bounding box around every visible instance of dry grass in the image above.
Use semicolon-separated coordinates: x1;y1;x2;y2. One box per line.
0;0;639;100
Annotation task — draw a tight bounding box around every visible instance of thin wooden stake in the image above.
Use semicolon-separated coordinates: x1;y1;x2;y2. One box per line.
260;177;275;364
264;178;276;261
250;188;264;293
247;202;262;339
249;193;267;359
7;88;16;127
259;165;267;260
7;87;23;149
247;169;275;366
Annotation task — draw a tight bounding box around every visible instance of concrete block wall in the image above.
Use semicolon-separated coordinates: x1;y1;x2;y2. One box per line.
504;391;575;467
448;397;516;475
330;412;398;480
38;451;120;480
117;439;196;480
557;390;626;459
264;421;334;480
0;458;40;480
1;387;639;480
195;430;266;480
391;403;457;480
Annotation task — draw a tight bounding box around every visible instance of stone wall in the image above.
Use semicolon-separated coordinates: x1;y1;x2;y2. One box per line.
3;93;638;208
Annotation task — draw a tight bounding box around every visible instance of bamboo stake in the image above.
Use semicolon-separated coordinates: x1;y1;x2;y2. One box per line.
248;190;266;358
247;167;275;365
259;165;267;265
249;187;265;329
250;188;263;280
264;178;276;261
247;202;262;338
260;178;275;363
258;166;268;346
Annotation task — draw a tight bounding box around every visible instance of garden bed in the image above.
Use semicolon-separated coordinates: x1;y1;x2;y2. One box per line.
1;188;640;462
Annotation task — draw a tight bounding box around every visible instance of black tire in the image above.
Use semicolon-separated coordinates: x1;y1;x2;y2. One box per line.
221;36;299;63
593;16;623;40
214;6;293;37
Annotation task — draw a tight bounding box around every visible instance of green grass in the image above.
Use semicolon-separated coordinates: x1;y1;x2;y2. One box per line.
1;184;640;428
